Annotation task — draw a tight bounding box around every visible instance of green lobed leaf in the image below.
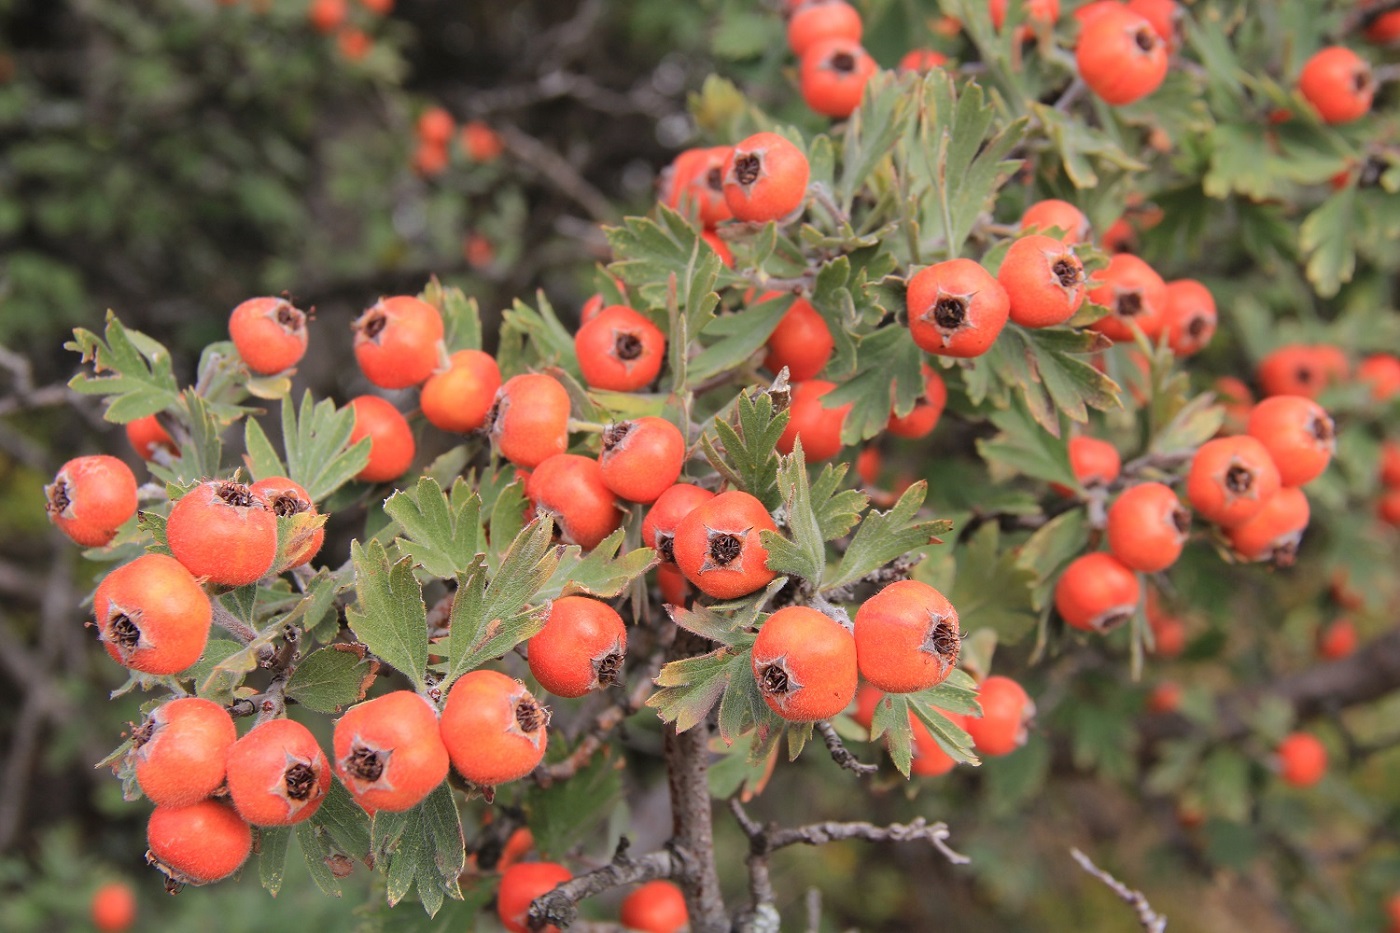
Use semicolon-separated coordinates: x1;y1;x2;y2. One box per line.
284;392;371;504
975;396;1077;489
700;387;789;509
423;279;483;353
347;540;430;690
823;325;926;445
809;463;866;541
286;646;376;714
486;476;530;573
838;70;915;211
667;603;749;647
497;291;580;380
258;826;292;897
648;647;744;733
1300;187;1358;298
1016;508;1092;612
825;481;950;592
719;647;780;748
686;291;790;388
65;311;181;422
385;477;483;580
310;779;372;864
296;822;344;898
978;324;1120;434
762;442;825;583
538;528;656;600
948;523;1038;645
243;416;286;480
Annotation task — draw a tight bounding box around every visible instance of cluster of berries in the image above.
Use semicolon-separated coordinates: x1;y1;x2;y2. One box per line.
411;105;504;178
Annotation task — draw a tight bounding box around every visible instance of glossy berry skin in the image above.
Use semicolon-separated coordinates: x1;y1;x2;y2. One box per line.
529;597;627;698
1162;279;1217;357
441;670;549;786
1055;552;1141;633
1225;486;1310;565
907;258;1010;358
1067;436;1121;490
777;380;852;462
490;373;571;469
420;349;502;434
752;606;858;722
854;580;960;693
620;880;689;933
599;417;686;504
352;295;445;389
251;478;323;572
132;697;235;808
527;454;623;550
1247;395;1335;487
1317;617;1357;661
168;479;277;586
1187;435;1283;528
1000;235;1087;328
965;676;1033;757
1076;7;1169;106
887;363;948;438
1088;253;1168;343
228;297;308;375
723;132;810;223
125;414;178;461
898;48;948;73
1019;199;1090;243
1298;46;1374;124
672;490;779;599
1277;732;1328;787
642;484;715;564
226;718;330;827
787;0;862;56
90;881;137;933
348;395;415;483
1359;353;1400;401
333;691;449;814
146;800;252;886
1257;344;1336;399
800;38;877;119
661;146;733;227
575;305;666;392
94;554;211;674
764;294;833;381
1106;482;1190;572
497;862;572;933
45;455;138;547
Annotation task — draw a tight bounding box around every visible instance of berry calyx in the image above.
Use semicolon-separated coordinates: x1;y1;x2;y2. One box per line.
166;479;278;586
776;379;852;462
94;553;211;675
332;691;450;814
1162;279;1217;357
752;606;858;722
441;669;549;787
1054;552;1142;633
248;476;325;569
528;596;627;699
1106;482;1190;573
999;235;1088;328
642;484;716;564
723;132;811;223
799;38;878;120
352;295;445;389
1246;395;1336;488
1087;253;1168;343
228;297;308;376
489;373;571;469
131;697;237;808
497;862;572;933
420;349;502;434
906;258;1010;358
146;800;252;888
45;454;138;548
348;395;416;483
672;490;780;599
853;580;961;693
527;454;624;550
1076;6;1169;106
575;305;667;392
226;718;331;826
964;675;1034;757
599;417;687;504
1186;435;1283;528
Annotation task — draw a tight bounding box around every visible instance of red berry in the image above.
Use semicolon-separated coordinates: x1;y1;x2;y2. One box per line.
642;484;716;564
461;121;504;162
1298;46;1374;124
672;490;780;599
854;580;961;693
907;258;1010;358
752;606;858;722
228;297;308;376
787;0;862;56
1246;395;1336;487
308;0;346;34
852;686;966;776
1087;253;1168;343
352;296;445;389
1019;199;1090;244
855;445;882;485
528;596;627;698
348;395;416;483
777;379;852;462
898;48;948;73
989;0;1061;30
146;800;252;886
965;675;1033;757
1358;353;1400;401
702;229;734;267
764;294;833;381
620;880;688;933
90;881;137;933
1257;344;1337;399
799;38;878;119
723;132;811;223
1317;617;1357;661
497;862;572;933
1055;552;1141;633
421;349;502;434
1000;235;1088;328
333;691;449;814
1148;600;1187;658
336;27;372;61
441;669;549;786
1224;486;1310;565
887;363;948;439
1215;376;1254;435
661;146;733;227
574;305;666;392
1106;482;1190;572
226;718;330;826
1076;7;1169;106
1187;435;1283;527
490;373;571;469
527;454;623;550
45;455;138;547
1162;279;1217;357
1065;435;1121;491
1126;0;1181;50
1381;440;1400;487
93;554;211;675
417;106;454;146
132;697;236;808
1381;487;1400;526
249;476;324;569
599;417;686;504
167;479;277;586
1276;732;1327;787
1146;680;1182;714
125;414;179;461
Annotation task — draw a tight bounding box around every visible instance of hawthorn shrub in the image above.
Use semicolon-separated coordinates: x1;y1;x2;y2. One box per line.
8;0;1400;931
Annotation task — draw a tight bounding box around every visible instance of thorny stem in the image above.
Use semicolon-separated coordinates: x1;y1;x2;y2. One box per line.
1069;847;1168;933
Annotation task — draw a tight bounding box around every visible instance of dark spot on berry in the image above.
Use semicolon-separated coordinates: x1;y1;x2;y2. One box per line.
1225;464;1254;494
1116;292;1144;317
1295;365;1314;385
514;696;548;734
1310;415;1334;444
1052;258;1082;288
1171;506;1190;536
1134;27;1156;53
595;651;624;688
283;763;316;801
602;421;633;453
931;296;968;330
345;745;385;782
217;481;256;509
359;308;387;341
110;612;141;650
734;153;762;187
758;662;790;697
276;303;303;331
656;531;676;563
768;384;792;414
705;166;723;192
270;493;309;517
923;617;961;662
614;332;644;361
1187;314;1210;338
708;532;743;566
1355;69;1373;94
831;51;856;73
46;479;70;515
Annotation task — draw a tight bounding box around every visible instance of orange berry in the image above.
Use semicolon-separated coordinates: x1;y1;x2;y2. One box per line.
1276;732;1327;787
167;479;277;586
752;606;858;722
528;596;627;698
777;379;852;462
1257;344;1334;399
147;800;251;886
90;881;137;933
887;363;948;439
1162;279;1216;357
1146;681;1182;714
1150;612;1187;658
1126;0;1181;50
702;229;734;267
460;121;504;162
45;454;138;548
989;0;1061;30
965;675;1033;757
348;395;416;484
421;349;502;434
898;48;948;73
575;305;666;392
1381;487;1400;526
599;417;686;504
620;880;688;933
1359;353;1400;401
907;258;1010;358
489;373;571;469
642;484;715;564
672;490;779;599
1246;395;1336;487
417;107;454;146
1298;46;1374;124
333;691;449;814
723;132;810;223
854;580;961;693
1224;486;1310;565
1055;552;1141;633
497;862;572;933
787;0;862;56
1087;253;1167;343
228;297;308;375
125;414;178;461
661;146;733;227
1061;435;1122;495
441;670;549;786
351;296;444;390
93;554;210;675
226;718;331;826
1214;376;1254;435
249;476;324;569
1380;440;1400;487
799;38;878;119
336;27;372;61
132;697;236;808
1317;617;1357;660
1000;235;1088;328
496;827;534;871
1186;435;1282;528
1019;199;1090;244
855;445;882;485
1076;7;1169;106
308;0;346;34
764;294;833;381
1106;482;1190;572
527;454;623;550
413;141;449;178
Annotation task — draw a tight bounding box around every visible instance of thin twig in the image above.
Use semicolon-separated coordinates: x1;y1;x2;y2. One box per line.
815;721;879;776
1069;847;1167;933
528;837;685;931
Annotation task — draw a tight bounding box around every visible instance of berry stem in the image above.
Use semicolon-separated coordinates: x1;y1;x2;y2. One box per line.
211;603;256;644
